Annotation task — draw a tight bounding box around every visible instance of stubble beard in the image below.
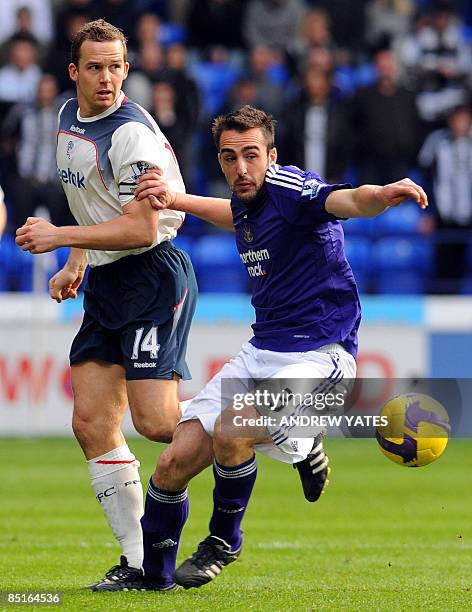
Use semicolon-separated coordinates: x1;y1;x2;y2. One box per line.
233;180;265;205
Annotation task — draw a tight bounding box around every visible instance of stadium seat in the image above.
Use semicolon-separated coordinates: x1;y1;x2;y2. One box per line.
8;239;34;291
0;233;15;290
342;216;374;236
0;233;33;291
179;213;208;236
466;239;472;272
160;23;186;46
372;203;422;235
192;234;248;293
461;276;472;295
188;62;241;116
172;235;194;256
344;236;370;293
55;246;70;271
375;271;425;295
344;237;370;274
372;237;433;294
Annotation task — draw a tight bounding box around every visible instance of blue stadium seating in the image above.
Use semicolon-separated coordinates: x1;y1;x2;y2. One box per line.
344;237;370;273
192;234;248;293
342;216;374;236
344;236;370;293
0;233;33;291
56;246;70;271
372;237;433;294
372;203;422;235
373;237;433;272
188;62;241;117
172;234;194;257
160;23;186;46
376;271;425;295
0;234;15;290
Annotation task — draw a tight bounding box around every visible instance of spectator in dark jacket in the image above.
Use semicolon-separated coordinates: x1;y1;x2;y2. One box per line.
279;68;352;183
351;47;420;185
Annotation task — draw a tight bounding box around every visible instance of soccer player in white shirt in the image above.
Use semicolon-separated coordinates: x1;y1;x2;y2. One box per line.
16;20;197;590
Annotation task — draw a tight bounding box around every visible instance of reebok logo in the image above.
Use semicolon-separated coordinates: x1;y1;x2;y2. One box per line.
133;362;157;368
57;167;86;189
152;539;177;548
70;125;85;134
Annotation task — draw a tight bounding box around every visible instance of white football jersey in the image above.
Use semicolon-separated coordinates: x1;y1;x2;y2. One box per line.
57;91;185;267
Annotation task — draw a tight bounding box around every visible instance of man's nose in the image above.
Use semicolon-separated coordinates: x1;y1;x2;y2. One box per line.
99;68;111;82
236;159;247;176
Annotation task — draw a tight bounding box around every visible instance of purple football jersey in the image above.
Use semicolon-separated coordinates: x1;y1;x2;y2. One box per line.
231;164;361;358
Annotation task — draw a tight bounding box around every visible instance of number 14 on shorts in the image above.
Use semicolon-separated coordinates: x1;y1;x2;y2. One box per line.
131;326;160;359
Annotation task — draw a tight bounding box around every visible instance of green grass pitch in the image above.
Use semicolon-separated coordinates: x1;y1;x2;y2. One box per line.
1;437;471;611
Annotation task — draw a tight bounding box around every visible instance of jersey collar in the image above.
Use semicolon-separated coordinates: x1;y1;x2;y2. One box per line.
77;91;126;123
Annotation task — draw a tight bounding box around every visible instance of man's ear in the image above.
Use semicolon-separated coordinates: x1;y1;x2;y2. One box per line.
69;63;78;83
122;62;130;80
269;147;277;165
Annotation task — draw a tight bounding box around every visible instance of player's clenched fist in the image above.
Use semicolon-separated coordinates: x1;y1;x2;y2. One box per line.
135;167;177;211
15;217;61;254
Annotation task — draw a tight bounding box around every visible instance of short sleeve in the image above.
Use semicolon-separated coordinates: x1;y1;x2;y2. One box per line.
266;164;351;226
109;122;171;204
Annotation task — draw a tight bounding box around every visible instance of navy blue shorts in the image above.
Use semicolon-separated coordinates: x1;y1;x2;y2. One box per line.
70;242;197;380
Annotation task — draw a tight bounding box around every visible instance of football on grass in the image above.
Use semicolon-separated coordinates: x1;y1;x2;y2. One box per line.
376;393;450;467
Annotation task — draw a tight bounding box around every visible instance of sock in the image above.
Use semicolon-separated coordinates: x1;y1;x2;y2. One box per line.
141;479;189;586
88;444;144;569
209;455;257;551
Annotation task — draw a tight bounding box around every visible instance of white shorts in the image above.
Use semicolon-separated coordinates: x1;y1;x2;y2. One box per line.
181;342;357;464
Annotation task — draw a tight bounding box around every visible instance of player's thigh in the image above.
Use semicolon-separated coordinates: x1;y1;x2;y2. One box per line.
181;343;255;436
154;419;213;489
215;402;272;447
71;360;128;445
126;376;180;442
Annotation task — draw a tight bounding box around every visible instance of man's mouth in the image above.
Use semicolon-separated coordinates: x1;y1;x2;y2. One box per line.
235;181;253;189
96;90;112;97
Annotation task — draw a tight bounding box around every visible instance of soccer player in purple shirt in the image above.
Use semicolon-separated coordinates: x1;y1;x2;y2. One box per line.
94;105;427;591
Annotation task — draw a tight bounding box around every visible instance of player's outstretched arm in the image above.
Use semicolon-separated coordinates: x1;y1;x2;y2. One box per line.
49;247;87;303
325;178;428;219
15;197;158;253
135;169;234;232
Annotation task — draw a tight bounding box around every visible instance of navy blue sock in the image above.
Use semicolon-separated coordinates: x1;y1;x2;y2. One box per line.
209;455;257;551
141;479;189;586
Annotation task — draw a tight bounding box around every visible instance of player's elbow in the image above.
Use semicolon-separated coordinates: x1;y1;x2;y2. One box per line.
140;222;155;247
127;215;157;248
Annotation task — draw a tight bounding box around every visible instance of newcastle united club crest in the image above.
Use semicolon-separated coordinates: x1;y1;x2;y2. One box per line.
243;222;254;243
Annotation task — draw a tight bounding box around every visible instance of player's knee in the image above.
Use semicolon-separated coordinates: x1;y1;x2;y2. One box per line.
213;420;252;456
133;417;176;443
72;410;115;448
153;446;191;489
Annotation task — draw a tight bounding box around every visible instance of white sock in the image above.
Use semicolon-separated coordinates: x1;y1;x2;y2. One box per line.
87;444;144;569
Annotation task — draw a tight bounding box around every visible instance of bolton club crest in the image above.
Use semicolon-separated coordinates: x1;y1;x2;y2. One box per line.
66;141;74;160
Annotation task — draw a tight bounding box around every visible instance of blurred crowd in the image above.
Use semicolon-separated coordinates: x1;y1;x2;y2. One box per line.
0;0;472;294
